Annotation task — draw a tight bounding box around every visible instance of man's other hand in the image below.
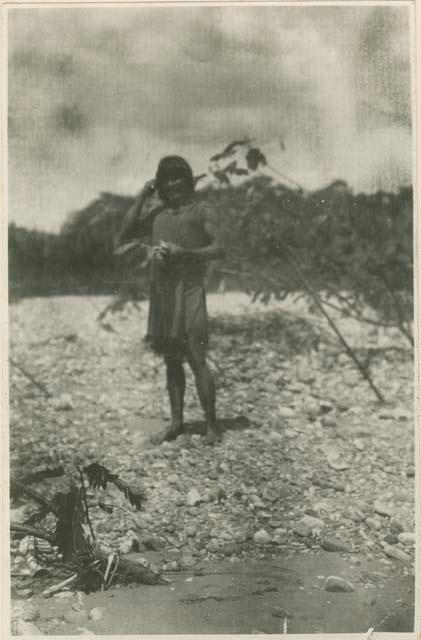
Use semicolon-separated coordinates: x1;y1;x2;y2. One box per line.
159;242;185;259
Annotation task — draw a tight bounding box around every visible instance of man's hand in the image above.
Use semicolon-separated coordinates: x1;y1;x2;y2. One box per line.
158;242;185;260
143;179;156;197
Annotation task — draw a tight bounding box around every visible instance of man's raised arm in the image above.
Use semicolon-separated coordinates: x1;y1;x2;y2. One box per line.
114;181;156;249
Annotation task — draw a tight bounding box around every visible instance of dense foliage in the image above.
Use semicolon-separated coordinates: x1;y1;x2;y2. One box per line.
9;174;413;336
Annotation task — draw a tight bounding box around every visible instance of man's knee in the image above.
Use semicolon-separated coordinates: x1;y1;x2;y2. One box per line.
165;356;184;374
186;340;207;371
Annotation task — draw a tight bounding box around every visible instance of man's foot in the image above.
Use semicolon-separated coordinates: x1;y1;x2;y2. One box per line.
204;424;222;445
151;423;183;445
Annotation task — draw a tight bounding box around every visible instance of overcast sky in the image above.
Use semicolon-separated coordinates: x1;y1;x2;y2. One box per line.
8;4;413;232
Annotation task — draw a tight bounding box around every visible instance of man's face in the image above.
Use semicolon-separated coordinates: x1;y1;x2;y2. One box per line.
161;172;190;205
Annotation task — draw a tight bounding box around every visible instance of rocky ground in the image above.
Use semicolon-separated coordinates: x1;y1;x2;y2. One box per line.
8;293;416;634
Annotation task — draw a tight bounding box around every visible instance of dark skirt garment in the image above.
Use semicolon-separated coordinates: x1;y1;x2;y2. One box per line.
146;264;208;358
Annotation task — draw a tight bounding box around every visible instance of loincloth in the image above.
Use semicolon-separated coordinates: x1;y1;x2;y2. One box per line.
146;274;208;358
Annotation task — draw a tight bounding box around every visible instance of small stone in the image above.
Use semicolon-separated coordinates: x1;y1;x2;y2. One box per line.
383;534;399;545
119;539;135;554
143;536;165;551
347;507;366;523
366;517;382;531
398;532;415;546
253;529;272;545
320;400;333;414
390;517;405;533
207;539;220;553
17;604;40;622
293;522;312;538
383;544;411;562
186;488;202;506
250;494;265;507
374;501;394;518
336;399;350;412
186;526;197;537
321;538;352;553
321;415;338;428
302;515;324;530
278;407;295;418
406;467;415;478
181;555;196;568
15;620;42;635
222;542;236;556
327;455;351;471
89;607;106;621
212;486;227;503
304;400;320;419
64;609;89;624
354;500;371;513
325;576;354;593
96;520;114;534
52;393;74;411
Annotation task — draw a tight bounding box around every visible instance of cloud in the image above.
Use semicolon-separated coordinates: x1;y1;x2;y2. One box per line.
7;5;413;231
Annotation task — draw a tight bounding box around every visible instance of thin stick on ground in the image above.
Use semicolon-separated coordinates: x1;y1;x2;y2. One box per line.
274;239;386;403
78;468;96;545
9;356;52;398
10;523;56;545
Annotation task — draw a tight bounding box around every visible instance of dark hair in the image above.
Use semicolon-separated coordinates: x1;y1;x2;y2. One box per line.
155;155;194;200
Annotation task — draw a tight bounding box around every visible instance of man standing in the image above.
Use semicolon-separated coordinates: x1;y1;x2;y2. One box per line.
116;156;225;444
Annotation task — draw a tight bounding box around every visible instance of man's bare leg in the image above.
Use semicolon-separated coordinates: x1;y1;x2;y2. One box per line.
164;356;185;439
186;343;220;444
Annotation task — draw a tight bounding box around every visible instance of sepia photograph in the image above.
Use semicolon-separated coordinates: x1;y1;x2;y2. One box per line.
3;1;418;636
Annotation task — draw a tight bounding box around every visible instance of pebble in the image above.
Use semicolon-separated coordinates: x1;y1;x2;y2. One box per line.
222;542;238;556
398;532;415;546
325;576;354;593
278;407;295;419
119;539;135;554
320;538;352;553
186;488;202;506
374;501;394;518
327;456;351;471
321;415;338;428
366;517;382;531
250;494;265;507
143;536;165;551
15;620;42;635
347;507;366;523
383;544;411;562
253;529;272;545
12;603;40;622
64;608;89;624
54;591;74;599
390;517;405;533
89;607;106;621
301;515;324;530
181;555;196;568
293;522;312;538
52;393;74;411
383;534;399;545
336;399;350;412
186;526;197;537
